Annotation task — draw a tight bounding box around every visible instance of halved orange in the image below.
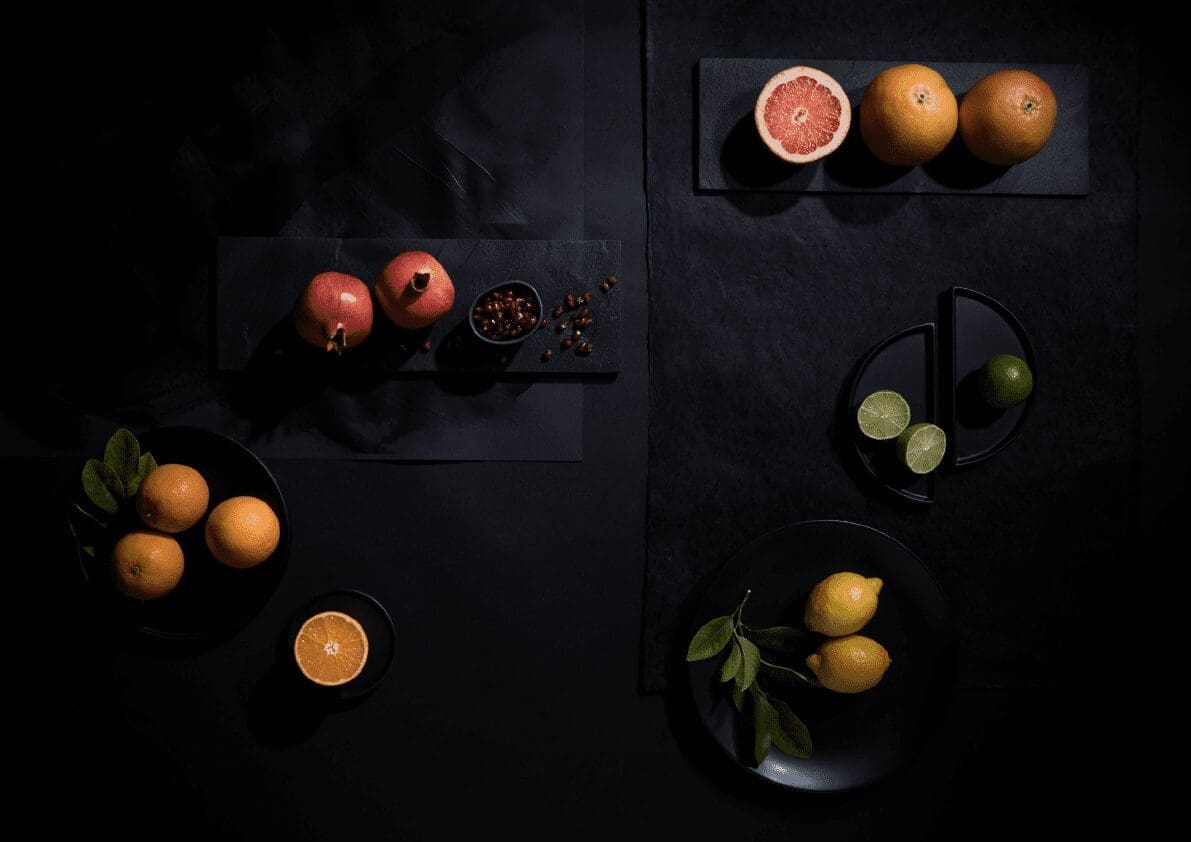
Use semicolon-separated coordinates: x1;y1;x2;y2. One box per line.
293;610;369;686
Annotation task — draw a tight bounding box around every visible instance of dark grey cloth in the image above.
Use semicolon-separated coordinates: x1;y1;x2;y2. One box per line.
11;0;585;461
642;0;1139;691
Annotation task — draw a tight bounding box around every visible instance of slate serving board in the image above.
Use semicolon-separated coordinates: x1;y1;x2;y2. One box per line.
217;238;622;375
698;58;1089;195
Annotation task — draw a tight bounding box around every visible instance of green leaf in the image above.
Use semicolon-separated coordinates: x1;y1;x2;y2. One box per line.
751;689;776;765
735;636;760;692
744;625;806;653
82;459;122;514
72;502;109;530
731;682;746;713
760;659;817;687
129;452;158;497
686;615;734;662
81;545;96;558
104;429;141;493
767;694;813;759
719;639;743;683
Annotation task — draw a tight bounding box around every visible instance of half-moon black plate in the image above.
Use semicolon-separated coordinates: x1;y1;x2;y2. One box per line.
284;590;396;701
847;323;938;504
943;287;1037;466
75;426;289;641
686;520;954;792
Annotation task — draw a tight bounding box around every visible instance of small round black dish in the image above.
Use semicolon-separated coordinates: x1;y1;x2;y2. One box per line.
467;280;543;346
285;589;396;701
74;426;289;642
686;520;954;793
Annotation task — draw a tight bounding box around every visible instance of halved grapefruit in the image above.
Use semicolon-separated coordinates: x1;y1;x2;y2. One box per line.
754;66;851;164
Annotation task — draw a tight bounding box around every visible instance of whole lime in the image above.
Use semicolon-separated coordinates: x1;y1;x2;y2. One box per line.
979;354;1034;409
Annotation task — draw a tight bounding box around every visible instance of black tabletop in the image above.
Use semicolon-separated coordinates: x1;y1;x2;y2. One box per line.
15;1;1186;838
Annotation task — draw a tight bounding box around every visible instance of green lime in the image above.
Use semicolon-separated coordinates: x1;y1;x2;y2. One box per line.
896;423;947;475
856;390;911;440
979;354;1034;410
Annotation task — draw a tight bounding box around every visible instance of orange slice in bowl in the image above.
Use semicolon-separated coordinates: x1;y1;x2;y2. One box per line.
293;610;369;687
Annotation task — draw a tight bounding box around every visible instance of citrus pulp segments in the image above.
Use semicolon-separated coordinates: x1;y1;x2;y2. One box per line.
754;66;852;163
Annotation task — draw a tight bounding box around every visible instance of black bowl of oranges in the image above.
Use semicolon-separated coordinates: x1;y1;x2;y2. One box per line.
70;426;290;642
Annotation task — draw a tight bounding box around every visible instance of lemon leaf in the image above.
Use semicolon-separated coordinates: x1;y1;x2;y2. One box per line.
104;428;141;494
767;695;813;759
82;459;122;514
750;688;776;765
719;639;743;683
735;636;760;692
744;625;805;653
685;615;733;662
731;682;745;713
760;659;817;686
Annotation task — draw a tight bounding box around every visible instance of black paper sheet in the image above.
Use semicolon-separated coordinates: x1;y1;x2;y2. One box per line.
642;0;1139;691
699;58;1089;195
217;237;621;374
12;1;586;463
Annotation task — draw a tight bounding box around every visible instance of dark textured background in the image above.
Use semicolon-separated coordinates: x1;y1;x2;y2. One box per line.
8;0;1188;837
7;0;586;461
643;0;1140;695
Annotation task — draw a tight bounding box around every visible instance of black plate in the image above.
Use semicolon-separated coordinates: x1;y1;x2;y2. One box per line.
943;287;1037;466
75;426;289;641
284;590;396;701
847;323;938;504
686;520;954;793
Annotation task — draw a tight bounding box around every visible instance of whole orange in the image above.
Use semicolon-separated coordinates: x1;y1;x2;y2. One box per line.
959;69;1057;166
112;530;185;600
205;496;281;569
136;463;209;533
858;64;958;166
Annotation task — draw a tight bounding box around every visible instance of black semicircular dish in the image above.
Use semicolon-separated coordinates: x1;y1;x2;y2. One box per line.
942;287;1037;467
847;323;938;505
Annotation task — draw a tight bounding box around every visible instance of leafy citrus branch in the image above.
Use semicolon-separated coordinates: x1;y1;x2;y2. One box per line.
686;590;817;764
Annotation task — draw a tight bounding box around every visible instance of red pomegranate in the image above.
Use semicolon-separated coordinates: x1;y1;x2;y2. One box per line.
374;251;455;330
293;271;374;355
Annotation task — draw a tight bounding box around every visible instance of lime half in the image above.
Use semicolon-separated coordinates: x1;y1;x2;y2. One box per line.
857;390;911;440
896;423;947;474
979;354;1034;410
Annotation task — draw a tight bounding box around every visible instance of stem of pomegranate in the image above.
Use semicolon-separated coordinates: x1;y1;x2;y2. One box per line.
410;271;431;293
327;326;347;355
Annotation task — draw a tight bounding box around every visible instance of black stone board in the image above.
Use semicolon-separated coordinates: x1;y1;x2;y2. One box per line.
698;58;1089;195
217;237;621;375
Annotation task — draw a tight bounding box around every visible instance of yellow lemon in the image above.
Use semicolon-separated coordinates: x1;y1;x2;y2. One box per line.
806;635;892;694
803;572;883;636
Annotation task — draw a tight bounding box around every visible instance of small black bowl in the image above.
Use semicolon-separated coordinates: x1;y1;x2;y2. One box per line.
467;280;543;346
285;589;396;702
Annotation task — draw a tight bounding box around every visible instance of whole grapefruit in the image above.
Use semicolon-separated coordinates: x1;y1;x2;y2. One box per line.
859;63;958;166
959;69;1057;166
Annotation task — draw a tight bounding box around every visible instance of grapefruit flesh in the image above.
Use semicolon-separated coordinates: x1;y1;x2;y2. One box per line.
754;66;851;164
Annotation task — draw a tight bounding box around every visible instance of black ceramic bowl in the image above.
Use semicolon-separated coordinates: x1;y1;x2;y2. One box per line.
73;426;289;642
468;281;543;346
